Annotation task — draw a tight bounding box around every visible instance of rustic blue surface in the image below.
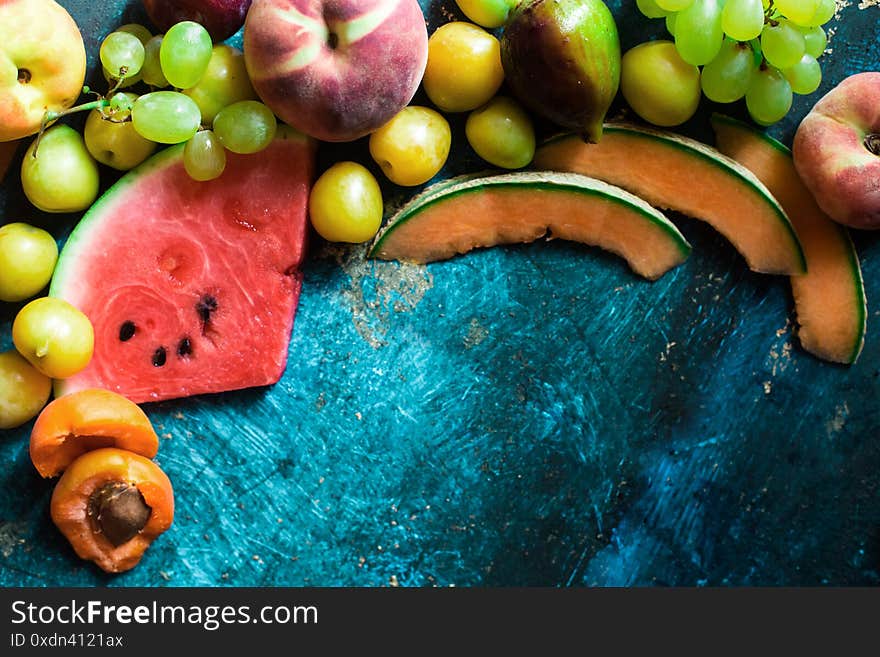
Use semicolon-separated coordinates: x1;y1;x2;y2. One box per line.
1;1;879;586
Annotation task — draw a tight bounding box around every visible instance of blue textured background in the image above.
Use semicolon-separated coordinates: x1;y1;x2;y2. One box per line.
1;0;879;586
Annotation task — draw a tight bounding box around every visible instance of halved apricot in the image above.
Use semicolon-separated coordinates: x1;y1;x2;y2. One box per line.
51;447;174;573
30;388;158;478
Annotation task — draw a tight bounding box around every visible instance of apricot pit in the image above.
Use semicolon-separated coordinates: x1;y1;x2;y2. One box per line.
88;481;153;547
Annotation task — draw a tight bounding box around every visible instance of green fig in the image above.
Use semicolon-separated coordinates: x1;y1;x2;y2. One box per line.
501;0;621;142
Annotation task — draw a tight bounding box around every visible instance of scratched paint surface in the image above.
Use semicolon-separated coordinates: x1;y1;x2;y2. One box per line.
1;1;879;586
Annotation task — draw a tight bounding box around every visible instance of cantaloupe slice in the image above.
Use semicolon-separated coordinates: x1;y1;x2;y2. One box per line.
533;122;806;276
711;114;866;364
369;171;691;280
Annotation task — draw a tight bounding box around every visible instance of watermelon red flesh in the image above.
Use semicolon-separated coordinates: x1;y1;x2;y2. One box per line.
50;126;314;403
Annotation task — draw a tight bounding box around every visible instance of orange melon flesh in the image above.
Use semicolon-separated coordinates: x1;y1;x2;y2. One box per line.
534;123;806;275
370;172;691;281
711;114;866;364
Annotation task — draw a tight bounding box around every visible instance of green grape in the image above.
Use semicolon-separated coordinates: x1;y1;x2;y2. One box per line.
159;21;212;89
142;36;169;88
131;91;201;144
700;40;756;103
636;0;669;18
184;130;227;181
721;0;764;42
101;25;151;88
666;13;677;36
656;0;693;10
183;45;257;125
100;31;146;80
800;25;827;58
783;54;822;94
212;101;277;154
746;65;793;126
774;0;819;26
674;0;725;66
806;0;835;26
108;91;136;120
117;23;152;45
761;19;805;70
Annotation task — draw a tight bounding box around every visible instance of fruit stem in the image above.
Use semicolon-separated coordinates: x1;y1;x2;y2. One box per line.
106;73;127;97
866;134;880;156
33;98;111;158
42;99;110;126
765;0;779;27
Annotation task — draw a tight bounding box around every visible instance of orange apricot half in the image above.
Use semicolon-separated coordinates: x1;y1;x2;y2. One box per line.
30;388;159;478
51;447;174;573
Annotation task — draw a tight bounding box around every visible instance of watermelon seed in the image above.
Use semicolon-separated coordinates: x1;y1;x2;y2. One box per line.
119;321;136;342
152;347;167;367
177;337;193;358
196;295;218;333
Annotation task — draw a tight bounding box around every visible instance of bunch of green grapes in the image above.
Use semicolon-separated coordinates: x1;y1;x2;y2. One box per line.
91;20;277;180
637;0;835;126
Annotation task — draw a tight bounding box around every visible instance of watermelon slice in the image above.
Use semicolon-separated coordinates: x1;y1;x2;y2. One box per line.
50;126;315;403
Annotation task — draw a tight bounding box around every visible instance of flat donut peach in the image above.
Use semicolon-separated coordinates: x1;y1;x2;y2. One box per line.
793;72;880;230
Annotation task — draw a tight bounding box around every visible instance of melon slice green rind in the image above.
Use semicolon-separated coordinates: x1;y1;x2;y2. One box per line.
50;125;315;403
534;122;807;276
711;113;866;365
369;171;691;281
379;171;496;220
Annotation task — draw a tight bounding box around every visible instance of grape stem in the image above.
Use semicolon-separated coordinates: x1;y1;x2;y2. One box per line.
33;98;110;158
866;134;880;157
765;1;778;26
42;99;110;125
107;79;124;96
